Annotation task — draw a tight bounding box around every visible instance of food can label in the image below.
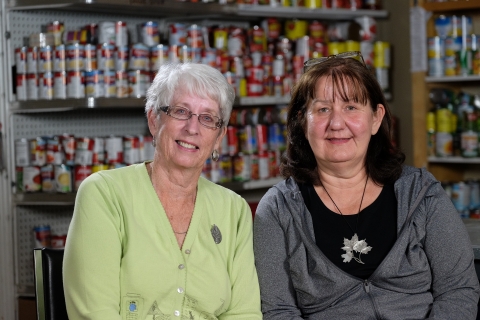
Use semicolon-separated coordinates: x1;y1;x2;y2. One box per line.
55;165;72;193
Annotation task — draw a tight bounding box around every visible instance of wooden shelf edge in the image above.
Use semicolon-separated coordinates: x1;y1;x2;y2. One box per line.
422;0;480;12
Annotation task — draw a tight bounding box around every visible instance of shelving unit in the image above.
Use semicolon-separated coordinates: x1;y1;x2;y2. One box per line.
0;2;391;319
412;0;480;182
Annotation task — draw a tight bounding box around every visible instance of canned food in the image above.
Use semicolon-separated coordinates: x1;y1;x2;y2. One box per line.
26;46;38;74
51;234;67;249
92;137;105;164
60;134;76;166
41;164;55;192
116;71;129;98
46;21;64;46
84;43;97;71
16;74;27;101
140;21;160;47
123;135;140;165
268;150;279;178
142;135;155;161
33;225;51;248
187;24;203;49
150;44;168;71
128;43;149;71
38;72;54;100
85;70;105;98
38;45;53;73
15;46;27;74
15;138;30;167
115;46;129;71
23;166;42;192
97;43;115;71
66;70;85;98
46;136;63;165
105;136;123;164
115;21;128;47
169;23;187;46
233;153;251;182
128;70;149;98
74;137;94;165
74;165;92;191
104;70;116;98
53;71;67;99
26;73;38;100
66;43;85;71
251;153;259;180
54;164;72;193
218;154;232;183
30;137;46;166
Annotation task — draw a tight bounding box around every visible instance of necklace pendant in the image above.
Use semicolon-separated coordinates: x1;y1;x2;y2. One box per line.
341;233;372;264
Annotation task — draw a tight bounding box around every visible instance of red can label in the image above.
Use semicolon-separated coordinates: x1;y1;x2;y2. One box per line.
74;165;92;191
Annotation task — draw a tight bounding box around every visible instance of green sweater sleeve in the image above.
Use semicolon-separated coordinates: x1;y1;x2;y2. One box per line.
220;197;262;319
63;172;123;319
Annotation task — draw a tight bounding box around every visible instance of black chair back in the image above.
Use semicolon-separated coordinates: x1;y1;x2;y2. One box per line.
34;248;69;320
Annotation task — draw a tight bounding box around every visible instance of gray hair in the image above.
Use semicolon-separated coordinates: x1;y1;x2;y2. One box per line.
145;62;235;126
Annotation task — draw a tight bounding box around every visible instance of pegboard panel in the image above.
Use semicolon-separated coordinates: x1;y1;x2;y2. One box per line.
11;108;149;140
15;205;73;287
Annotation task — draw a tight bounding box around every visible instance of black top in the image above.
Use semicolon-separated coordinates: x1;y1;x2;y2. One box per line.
299;182;398;279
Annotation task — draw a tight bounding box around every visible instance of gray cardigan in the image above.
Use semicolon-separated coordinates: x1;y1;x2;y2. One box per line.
253;166;480;319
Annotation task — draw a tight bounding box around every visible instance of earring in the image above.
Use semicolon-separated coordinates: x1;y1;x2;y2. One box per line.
211;149;219;162
152;137;156;147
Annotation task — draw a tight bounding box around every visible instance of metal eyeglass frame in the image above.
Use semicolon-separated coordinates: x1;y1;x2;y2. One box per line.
303;51;366;72
159;106;224;129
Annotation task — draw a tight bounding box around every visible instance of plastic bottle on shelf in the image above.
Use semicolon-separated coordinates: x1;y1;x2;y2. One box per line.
426;108;436;157
461;111;479;158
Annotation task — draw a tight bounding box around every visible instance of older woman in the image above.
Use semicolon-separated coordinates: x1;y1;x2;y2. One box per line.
253;52;480;319
63;62;262;319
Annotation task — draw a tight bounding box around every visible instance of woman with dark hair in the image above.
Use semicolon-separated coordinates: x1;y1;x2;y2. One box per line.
253;52;479;319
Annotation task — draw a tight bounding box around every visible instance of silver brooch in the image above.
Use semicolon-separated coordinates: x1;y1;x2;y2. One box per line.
341;233;372;264
211;224;222;244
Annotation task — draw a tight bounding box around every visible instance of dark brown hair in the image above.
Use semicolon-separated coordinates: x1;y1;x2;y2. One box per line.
281;57;405;185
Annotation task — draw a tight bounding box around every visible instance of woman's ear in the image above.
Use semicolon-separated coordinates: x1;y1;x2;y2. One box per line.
214;126;227;151
371;104;386;135
147;108;158;137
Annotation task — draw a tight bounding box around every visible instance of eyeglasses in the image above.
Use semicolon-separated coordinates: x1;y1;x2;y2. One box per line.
303;51;366;72
159;106;224;129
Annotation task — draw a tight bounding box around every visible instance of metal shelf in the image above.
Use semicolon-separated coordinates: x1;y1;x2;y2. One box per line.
10;97;146;113
236;4;388;20
10;96;294;113
6;0;388;20
13;193;76;205
422;0;480;13
12;177;284;205
428;156;480;164
425;75;480;83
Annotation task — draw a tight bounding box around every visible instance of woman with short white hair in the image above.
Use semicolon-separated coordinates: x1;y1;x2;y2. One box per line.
64;62;262;319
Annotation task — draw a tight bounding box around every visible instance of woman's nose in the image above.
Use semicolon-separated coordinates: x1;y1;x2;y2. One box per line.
184;115;200;134
329;109;345;129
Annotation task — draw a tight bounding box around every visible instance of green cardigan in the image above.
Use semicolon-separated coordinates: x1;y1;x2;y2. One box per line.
63;162;261;319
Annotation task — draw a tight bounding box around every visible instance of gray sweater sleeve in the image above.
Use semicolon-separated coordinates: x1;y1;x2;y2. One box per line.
424;183;480;319
253;188;304;320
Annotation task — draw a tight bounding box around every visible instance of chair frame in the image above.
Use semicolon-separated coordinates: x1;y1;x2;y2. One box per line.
34;248;47;320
